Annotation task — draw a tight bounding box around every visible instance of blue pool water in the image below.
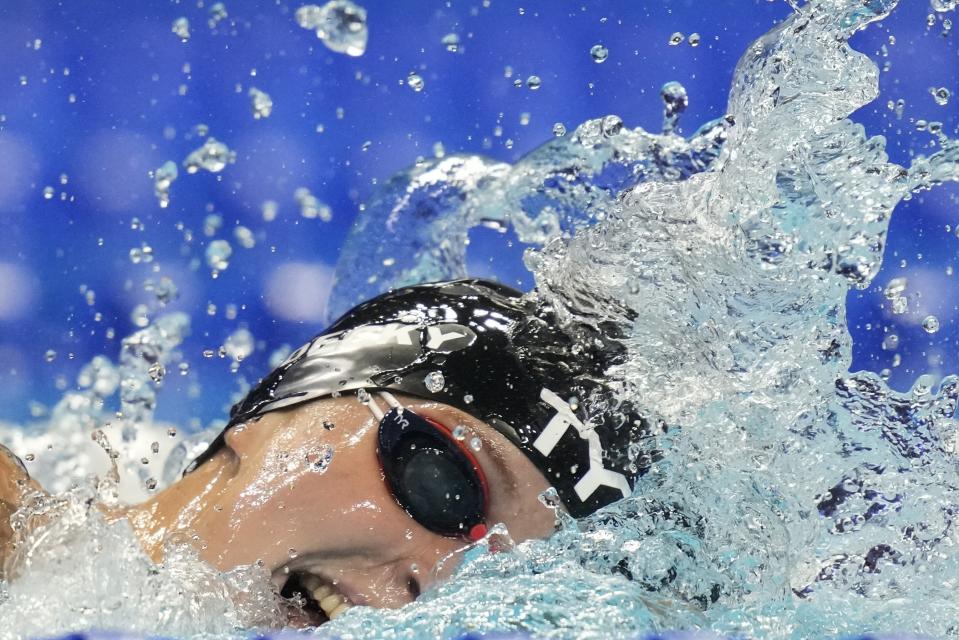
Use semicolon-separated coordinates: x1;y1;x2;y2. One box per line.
1;0;959;638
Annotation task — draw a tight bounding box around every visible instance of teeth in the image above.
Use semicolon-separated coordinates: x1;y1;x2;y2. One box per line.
319;593;343;612
312;584;333;601
300;574;322;593
328;602;352;619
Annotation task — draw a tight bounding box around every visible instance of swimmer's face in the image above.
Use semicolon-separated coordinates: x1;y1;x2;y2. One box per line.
175;394;555;624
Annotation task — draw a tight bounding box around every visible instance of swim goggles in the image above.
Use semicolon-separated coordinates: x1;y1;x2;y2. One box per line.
361;390;490;541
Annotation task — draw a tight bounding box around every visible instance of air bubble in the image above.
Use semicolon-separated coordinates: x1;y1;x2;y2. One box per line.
424;371;445;393
469;436;482;452
589;44;608;63
452;425;468;441
526;75;542;90
688;32;701;46
44;350;57;363
43;186;54;200
669;32;684;45
923;315;941;334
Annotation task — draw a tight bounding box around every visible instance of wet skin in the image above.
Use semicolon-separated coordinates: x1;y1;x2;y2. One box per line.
0;444;44;580
122;393;557;613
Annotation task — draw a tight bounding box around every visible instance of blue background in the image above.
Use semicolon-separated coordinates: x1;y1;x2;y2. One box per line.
0;1;955;430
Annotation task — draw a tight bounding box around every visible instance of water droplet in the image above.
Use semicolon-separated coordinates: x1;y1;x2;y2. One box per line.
669;31;684;46
208;2;228;28
526;75;542;91
234;225;256;249
660;81;688;135
452;425;468;440
171;17;190;41
296;1;368;57
288;548;298;559
306;444;334;472
463;393;474;404
294;187;333;221
148;362;166;383
601;114;623;137
687;32;701;47
224;328;254;361
442;33;460;52
589;44;608;63
883;277;908;299
248;87;273;119
151;441;160;454
323;419;335;430
552;122;567;137
357;388;371;403
931;0;957;11
931;86;951;106
44;349;57;363
261;200;279;222
407;72;425;92
923;315;941;334
153;160;178;208
145;478;157;491
42;186;54;200
131;304;150;328
183;137;236;174
538;487;562;509
205;239;233;272
167;428;177;437
891;296;908;315
881;334;899;351
469;436;482;452
424;371;445;393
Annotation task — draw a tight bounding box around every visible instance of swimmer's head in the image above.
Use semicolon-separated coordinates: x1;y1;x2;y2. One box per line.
189;278;654;518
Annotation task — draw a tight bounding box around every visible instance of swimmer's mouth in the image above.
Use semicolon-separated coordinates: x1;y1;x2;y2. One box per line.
279;571;354;628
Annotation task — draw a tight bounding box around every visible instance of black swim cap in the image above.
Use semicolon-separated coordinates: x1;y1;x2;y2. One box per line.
187;279;655;517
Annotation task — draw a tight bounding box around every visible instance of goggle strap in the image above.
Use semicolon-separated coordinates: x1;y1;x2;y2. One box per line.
359;389;404;421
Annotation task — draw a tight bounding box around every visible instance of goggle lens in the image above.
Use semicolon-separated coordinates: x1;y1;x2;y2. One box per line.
377;407;488;538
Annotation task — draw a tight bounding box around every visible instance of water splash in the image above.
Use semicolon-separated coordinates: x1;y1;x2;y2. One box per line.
4;0;959;637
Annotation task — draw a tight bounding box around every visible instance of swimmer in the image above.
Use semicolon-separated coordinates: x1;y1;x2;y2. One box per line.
0;279;653;626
